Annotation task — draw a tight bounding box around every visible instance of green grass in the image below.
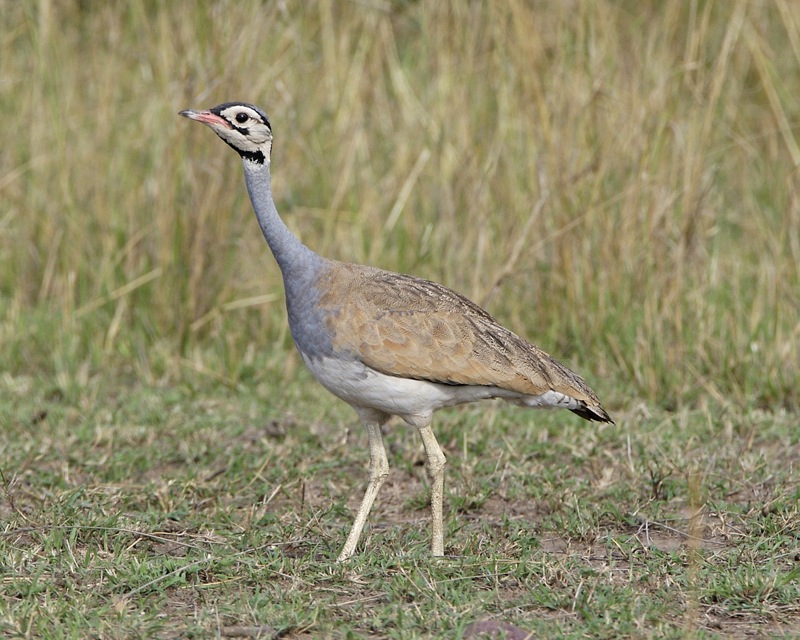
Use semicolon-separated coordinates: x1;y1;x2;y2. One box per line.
2;0;800;637
2;376;799;638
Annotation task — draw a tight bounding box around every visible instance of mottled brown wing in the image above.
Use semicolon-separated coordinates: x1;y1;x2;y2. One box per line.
318;263;602;406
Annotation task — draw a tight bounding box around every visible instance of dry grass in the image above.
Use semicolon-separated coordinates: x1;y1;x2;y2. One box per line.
2;0;798;409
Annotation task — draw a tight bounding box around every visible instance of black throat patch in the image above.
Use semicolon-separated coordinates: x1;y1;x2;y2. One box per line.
218;137;265;164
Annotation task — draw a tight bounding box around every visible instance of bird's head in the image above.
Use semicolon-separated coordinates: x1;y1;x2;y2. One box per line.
180;102;273;165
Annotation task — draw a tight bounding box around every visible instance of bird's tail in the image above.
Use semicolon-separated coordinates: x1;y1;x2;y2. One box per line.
570;403;614;424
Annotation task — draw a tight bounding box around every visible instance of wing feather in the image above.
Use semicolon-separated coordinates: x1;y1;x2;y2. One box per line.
316;263;607;418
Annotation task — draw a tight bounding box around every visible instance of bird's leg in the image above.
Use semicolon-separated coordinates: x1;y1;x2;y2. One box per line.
336;415;390;562
417;425;447;556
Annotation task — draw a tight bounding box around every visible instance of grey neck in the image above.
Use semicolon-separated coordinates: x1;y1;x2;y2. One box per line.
241;159;322;276
240;157;335;359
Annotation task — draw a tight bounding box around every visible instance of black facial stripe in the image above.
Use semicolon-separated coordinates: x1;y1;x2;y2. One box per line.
217;135;265;164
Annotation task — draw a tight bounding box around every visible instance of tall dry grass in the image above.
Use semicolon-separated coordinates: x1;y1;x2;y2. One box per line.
1;0;798;410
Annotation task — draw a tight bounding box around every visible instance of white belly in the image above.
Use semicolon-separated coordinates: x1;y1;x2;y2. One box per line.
300;353;581;424
300;354;504;421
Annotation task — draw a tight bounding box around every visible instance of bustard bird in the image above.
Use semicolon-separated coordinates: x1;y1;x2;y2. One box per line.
180;102;613;562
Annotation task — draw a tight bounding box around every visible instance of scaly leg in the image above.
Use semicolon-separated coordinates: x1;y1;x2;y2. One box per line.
336;412;390;562
418;425;447;556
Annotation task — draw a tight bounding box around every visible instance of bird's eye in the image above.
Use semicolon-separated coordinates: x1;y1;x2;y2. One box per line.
235;112;249;124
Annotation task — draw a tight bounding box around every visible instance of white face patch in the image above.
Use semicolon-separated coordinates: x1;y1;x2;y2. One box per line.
218;106;273;146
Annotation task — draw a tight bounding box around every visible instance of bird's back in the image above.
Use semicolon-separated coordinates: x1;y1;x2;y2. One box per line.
298;261;611;423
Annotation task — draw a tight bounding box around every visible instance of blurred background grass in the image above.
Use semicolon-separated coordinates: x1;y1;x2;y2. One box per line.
1;0;798;412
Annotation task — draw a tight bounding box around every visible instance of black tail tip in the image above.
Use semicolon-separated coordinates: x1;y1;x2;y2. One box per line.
571;405;614;424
